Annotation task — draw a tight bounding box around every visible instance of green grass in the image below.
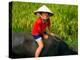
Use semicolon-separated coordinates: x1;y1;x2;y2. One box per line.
11;2;78;49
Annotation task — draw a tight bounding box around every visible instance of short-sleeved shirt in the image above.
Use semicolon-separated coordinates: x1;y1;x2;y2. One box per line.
32;17;50;36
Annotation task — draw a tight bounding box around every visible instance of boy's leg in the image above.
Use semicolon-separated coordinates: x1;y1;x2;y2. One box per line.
35;38;44;58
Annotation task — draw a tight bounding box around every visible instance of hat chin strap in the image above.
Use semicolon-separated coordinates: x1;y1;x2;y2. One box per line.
40;15;49;20
40;15;49;23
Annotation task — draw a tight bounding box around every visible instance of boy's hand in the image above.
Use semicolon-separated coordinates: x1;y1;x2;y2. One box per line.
43;34;48;39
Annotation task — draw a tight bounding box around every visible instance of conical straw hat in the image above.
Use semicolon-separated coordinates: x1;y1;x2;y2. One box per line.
34;5;54;16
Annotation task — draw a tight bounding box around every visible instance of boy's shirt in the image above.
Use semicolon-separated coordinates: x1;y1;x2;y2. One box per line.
32;17;50;35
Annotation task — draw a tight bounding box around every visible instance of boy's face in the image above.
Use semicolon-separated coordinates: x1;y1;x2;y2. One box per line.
40;12;49;19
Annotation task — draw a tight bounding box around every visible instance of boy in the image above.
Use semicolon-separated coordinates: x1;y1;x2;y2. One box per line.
32;5;54;58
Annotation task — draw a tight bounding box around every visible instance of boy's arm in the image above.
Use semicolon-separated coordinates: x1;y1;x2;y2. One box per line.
47;19;51;33
47;20;55;36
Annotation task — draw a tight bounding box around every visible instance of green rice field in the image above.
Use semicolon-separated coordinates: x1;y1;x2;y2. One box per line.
11;2;78;50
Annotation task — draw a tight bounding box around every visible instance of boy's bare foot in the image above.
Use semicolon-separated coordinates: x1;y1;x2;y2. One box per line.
35;57;39;60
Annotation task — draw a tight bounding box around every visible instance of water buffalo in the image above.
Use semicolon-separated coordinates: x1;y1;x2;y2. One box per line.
9;32;77;58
